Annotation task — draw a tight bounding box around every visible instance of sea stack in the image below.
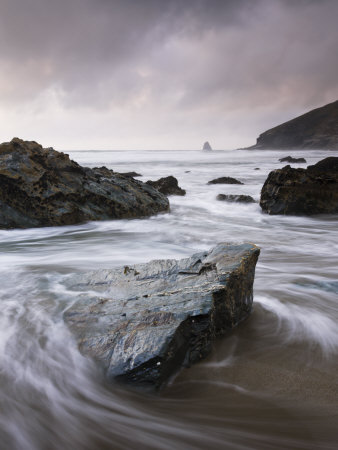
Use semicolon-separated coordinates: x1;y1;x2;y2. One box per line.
203;141;212;151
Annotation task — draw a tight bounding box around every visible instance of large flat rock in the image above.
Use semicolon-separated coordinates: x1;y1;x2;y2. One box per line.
0;138;169;228
64;243;260;389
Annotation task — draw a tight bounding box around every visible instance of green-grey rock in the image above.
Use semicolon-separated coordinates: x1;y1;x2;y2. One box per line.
63;243;260;390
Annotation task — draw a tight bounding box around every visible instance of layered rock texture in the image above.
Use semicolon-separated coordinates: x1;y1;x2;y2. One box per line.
260;157;338;215
249;100;338;150
0;138;169;228
64;243;260;389
146;176;186;196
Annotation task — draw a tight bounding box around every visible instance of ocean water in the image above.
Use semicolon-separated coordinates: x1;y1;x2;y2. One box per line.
0;149;337;450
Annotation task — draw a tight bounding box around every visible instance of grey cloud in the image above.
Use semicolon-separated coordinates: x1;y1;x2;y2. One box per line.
0;0;259;103
0;0;338;143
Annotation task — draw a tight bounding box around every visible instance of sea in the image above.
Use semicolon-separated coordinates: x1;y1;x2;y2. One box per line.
0;148;337;450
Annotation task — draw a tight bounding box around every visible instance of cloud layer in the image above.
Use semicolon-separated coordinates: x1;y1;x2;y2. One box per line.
1;0;338;149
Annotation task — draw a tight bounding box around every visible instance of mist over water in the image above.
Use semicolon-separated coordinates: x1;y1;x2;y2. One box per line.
0;149;337;449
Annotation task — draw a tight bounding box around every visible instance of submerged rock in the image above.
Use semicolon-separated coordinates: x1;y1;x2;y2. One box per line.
203;141;212;151
217;194;255;203
208;177;243;185
260;157;338;215
146;176;186;196
0;138;169;229
64;243;260;390
279;156;307;163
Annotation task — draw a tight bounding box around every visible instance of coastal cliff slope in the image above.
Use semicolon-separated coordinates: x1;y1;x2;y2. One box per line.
249;100;338;150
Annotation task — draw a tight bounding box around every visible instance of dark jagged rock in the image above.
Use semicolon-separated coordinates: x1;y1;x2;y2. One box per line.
260;157;338;215
203;141;212;151
63;243;260;390
0;138;169;229
146;176;186;196
93;166;142;179
279;156;307;163
217;194;255;203
118;171;142;178
92;166;114;177
307;157;338;173
208;177;243;185
248;100;338;150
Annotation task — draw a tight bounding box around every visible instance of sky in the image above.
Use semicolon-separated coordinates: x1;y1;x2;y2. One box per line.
1;0;338;150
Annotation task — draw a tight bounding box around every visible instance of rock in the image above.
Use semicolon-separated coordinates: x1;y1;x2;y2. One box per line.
118;171;142;178
279;156;307;163
0;138;169;229
254;168;260;170
217;194;255;203
203;141;212;151
307;157;338;172
248;100;338;150
63;242;260;390
92;166;114;177
207;177;243;185
260;157;338;215
146;176;186;196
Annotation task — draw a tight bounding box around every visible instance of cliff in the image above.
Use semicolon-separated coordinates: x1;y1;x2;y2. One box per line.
249;100;338;150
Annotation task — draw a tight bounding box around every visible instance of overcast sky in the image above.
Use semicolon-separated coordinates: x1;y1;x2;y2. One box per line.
1;0;337;150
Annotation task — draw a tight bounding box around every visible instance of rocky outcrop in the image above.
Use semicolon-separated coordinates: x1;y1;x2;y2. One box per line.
208;177;243;185
203;141;212;151
146;176;186;196
0;138;169;229
217;194;255;203
279;156;306;163
118;171;142;178
260;157;338;215
248;100;338;150
64;243;260;390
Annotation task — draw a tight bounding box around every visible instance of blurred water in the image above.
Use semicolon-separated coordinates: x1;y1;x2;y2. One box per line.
0;149;337;449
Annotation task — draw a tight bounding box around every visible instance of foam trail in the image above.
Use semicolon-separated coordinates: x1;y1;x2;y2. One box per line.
256;295;338;356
